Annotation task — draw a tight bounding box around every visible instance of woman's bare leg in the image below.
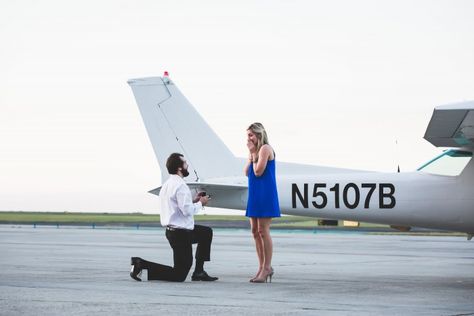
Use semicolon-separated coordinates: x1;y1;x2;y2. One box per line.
250;217;264;279
256;218;273;278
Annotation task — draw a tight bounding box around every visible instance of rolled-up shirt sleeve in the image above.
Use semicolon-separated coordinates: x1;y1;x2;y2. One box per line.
176;184;202;216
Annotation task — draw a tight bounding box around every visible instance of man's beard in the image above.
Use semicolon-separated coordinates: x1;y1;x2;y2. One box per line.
182;168;190;177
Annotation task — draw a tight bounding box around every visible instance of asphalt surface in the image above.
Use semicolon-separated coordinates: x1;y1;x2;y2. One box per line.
1;225;473;315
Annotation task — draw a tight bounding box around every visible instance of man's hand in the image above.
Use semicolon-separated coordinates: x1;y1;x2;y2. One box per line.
194;191;208;203
199;195;210;206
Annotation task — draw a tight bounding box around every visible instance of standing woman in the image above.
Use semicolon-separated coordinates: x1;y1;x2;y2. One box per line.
245;122;281;283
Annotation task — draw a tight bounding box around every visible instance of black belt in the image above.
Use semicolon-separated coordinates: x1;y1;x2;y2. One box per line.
166;226;191;232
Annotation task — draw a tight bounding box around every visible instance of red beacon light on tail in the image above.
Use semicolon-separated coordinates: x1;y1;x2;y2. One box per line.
163;71;170;84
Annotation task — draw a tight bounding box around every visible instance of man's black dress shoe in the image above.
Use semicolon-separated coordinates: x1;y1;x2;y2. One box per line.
130;257;143;282
191;270;218;281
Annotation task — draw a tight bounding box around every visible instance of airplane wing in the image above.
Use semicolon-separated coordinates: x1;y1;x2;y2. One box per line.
424;101;474;148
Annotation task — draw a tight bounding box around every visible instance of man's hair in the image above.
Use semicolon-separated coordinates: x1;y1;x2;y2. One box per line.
166;153;184;174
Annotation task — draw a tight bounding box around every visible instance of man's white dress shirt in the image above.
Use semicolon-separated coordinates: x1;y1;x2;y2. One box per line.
159;174;202;230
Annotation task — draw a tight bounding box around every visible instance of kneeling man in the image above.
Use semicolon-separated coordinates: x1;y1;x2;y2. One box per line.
130;153;218;282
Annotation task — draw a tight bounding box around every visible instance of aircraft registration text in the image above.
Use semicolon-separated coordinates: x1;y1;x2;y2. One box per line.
292;183;396;210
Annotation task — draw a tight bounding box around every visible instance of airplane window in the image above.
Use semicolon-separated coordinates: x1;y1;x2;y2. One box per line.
417;150;472;176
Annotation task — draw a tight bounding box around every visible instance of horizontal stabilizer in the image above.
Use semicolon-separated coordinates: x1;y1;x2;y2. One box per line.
149;182;247;196
424;101;474;148
149;182;248;210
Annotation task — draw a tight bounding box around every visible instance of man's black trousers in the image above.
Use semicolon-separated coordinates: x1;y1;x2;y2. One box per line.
143;225;213;282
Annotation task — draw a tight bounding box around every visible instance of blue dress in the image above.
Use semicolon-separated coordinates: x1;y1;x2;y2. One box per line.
246;159;281;218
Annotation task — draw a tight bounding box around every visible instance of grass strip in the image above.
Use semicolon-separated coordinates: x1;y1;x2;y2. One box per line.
0;211;316;224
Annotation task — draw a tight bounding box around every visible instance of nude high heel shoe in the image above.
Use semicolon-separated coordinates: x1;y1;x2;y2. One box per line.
268;267;274;283
252;267;274;283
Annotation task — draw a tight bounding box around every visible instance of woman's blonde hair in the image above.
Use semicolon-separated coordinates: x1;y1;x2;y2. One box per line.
247;122;269;161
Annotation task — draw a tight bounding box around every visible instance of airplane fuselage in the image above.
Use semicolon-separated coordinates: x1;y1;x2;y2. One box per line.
206;170;474;233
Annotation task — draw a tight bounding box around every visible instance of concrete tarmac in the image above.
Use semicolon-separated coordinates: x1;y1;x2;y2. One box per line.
1;225;473;315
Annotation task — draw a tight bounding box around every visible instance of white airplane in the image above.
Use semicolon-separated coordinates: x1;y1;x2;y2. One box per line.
128;73;474;239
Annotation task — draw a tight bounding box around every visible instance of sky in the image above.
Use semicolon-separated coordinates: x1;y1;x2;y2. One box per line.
1;0;474;214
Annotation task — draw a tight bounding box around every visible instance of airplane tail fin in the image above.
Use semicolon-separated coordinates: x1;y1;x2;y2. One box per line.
128;75;242;183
